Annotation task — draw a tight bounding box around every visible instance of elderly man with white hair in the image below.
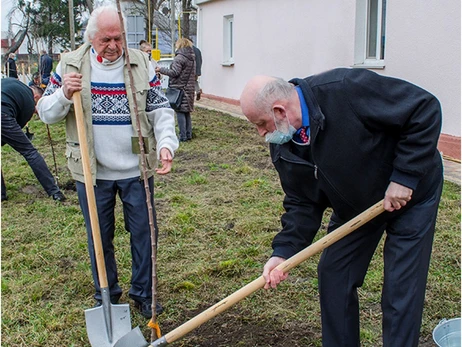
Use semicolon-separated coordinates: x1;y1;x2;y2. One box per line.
4;53;18;78
37;3;178;318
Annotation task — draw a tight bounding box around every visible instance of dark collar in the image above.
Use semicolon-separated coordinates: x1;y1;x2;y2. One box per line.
289;77;325;131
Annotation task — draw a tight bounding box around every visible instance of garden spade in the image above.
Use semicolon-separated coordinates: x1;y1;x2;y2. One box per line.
150;200;385;347
73;92;147;347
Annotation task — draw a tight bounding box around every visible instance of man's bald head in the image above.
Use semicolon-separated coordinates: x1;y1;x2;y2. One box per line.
240;75;276;120
240;75;298;122
239;75;302;138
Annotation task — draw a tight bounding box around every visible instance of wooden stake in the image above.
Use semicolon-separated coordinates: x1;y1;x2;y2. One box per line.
115;1;160;342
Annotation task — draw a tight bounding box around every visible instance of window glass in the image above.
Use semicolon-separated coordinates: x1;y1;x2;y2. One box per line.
126;15;146;48
367;0;378;59
354;0;386;67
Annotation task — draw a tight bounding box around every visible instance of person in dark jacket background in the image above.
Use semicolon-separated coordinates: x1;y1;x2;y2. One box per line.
192;44;202;100
1;78;65;202
40;50;53;85
4;53;18;78
156;38;196;142
240;68;443;347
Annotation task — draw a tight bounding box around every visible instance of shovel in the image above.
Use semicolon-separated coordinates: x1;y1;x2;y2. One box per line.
72;92;148;347
150;200;385;347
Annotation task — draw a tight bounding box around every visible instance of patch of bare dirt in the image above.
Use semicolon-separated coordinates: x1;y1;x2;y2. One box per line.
162;306;320;347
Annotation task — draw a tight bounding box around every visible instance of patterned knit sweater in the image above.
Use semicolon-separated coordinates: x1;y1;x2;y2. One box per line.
38;48;178;181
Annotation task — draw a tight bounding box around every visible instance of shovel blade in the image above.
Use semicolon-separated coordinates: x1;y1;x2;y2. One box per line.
85;303;132;347
113;326;149;347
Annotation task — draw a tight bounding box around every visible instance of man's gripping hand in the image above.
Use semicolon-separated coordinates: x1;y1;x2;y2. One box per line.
384;181;413;212
62;72;83;100
262;256;288;289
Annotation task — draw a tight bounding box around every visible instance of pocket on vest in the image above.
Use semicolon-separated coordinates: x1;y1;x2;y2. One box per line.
66;143;84;176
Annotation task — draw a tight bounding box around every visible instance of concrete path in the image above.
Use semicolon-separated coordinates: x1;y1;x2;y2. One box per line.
195;97;460;186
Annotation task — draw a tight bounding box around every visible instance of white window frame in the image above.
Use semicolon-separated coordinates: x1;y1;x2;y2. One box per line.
354;0;387;69
222;14;234;66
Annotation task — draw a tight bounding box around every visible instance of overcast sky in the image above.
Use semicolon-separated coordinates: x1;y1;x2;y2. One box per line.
2;0;22;32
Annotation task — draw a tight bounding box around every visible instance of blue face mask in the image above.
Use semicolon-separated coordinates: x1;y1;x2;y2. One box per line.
265;125;297;144
265;112;297;145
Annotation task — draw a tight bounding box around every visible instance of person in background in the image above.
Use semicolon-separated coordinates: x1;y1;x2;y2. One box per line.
139;40;152;57
155;38;196;142
4;53;18;78
28;72;41;87
37;4;178;319
192;44;202;101
1;78;65;202
40;50;53;85
240;68;443;347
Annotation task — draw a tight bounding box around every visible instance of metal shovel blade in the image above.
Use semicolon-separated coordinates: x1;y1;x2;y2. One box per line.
113;326;150;347
85;303;132;347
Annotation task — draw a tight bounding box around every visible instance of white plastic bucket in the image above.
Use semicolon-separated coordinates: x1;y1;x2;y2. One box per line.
433;318;461;347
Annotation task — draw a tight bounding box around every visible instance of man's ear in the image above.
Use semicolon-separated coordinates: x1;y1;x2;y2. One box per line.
33;93;41;104
272;105;287;120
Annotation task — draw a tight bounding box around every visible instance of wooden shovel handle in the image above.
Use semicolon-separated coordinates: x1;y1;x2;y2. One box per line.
156;200;385;346
73;92;108;288
274;199;385;274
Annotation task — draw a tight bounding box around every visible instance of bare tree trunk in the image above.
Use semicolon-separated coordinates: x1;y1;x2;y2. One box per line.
86;0;93;13
69;0;76;50
170;0;176;53
182;0;190;39
3;29;27;63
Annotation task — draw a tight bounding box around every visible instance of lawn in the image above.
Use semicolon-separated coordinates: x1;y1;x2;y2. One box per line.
1;107;460;346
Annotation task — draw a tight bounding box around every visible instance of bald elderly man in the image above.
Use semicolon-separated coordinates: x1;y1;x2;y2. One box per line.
240;68;443;347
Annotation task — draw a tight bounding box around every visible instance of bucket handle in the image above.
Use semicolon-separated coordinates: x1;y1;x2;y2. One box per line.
436;318;448;327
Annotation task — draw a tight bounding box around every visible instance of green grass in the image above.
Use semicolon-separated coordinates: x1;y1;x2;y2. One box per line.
1;108;460;346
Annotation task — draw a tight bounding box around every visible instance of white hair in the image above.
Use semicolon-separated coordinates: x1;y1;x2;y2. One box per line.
255;77;294;114
84;3;126;42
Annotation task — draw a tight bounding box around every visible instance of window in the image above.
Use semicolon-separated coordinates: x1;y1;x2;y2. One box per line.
223;15;234;66
354;0;387;68
126;15;146;49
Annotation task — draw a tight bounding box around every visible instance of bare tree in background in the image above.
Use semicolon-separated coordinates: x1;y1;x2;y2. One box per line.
3;0;31;63
125;0;197;52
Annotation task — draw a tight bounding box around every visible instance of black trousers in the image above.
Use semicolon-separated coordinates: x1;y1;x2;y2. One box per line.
1;113;59;199
76;176;158;301
176;111;192;141
318;179;443;347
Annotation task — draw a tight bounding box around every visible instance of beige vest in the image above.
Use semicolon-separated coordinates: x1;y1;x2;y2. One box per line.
61;43;157;184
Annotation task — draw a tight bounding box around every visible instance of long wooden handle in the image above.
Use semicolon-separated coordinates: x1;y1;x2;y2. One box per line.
153;200;385;346
73;92;108;288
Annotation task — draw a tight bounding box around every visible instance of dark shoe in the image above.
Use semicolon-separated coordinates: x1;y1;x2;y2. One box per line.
94;295;121;307
132;298;164;318
52;191;66;202
1;195;7;202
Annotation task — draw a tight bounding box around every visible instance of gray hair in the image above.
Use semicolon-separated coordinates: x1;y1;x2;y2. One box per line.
84;3;126;42
254;77;294;114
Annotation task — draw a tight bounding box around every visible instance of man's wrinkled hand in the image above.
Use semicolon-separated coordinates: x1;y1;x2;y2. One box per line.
262;256;288;289
62;72;83;100
383;181;413;212
155;147;173;175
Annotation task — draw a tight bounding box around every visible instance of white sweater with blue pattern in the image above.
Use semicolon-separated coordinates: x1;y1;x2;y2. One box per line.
37;48;178;181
